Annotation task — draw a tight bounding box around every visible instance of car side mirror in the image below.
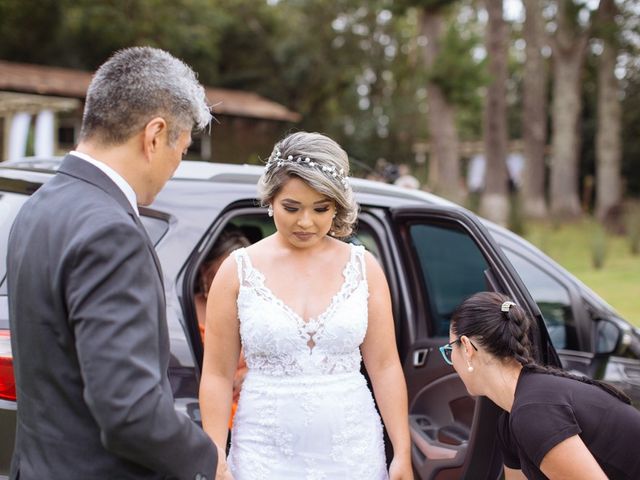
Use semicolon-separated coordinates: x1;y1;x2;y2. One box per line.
595;318;623;355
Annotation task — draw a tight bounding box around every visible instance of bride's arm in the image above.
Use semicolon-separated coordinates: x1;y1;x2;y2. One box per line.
360;252;413;480
199;255;241;474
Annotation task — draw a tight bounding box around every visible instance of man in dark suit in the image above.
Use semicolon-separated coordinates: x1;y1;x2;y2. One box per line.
7;47;223;480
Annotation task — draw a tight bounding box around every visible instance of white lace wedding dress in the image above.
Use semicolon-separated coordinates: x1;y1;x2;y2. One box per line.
227;244;388;480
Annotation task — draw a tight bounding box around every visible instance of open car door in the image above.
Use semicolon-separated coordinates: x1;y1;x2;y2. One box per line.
389;206;560;479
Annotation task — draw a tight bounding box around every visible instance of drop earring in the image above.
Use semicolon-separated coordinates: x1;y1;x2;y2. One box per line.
268;204;274;217
467;364;474;373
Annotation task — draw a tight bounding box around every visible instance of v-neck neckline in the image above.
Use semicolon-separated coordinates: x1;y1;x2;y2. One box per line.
241;244;356;327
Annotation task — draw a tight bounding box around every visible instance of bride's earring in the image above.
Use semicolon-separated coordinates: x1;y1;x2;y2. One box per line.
467;364;474;373
268;204;274;217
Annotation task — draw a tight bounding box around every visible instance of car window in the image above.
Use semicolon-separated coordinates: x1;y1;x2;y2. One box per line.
0;199;168;293
409;223;489;337
223;214;382;258
0;192;30;292
140;215;170;245
503;248;578;351
351;222;382;260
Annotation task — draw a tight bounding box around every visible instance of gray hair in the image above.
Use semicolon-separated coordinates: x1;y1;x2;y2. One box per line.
79;46;211;146
258;132;358;238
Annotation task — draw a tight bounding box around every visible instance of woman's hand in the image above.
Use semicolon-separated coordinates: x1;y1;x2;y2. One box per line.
388;455;414;480
215;447;235;480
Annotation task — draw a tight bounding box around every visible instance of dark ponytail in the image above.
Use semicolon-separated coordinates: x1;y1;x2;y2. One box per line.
451;292;631;405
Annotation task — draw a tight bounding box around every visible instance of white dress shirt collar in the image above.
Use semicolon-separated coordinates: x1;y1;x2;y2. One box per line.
70;150;139;216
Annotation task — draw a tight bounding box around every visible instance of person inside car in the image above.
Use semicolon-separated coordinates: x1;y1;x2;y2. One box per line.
199;131;412;480
441;291;640;480
195;227;251;340
195;226;250;423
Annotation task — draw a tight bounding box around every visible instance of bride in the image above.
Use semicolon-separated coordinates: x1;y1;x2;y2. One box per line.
199;132;413;480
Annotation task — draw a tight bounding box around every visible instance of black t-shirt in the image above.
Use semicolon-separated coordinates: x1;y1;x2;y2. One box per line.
497;369;640;480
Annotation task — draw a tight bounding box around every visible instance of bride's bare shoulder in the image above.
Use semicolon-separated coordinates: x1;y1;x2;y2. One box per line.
243;234;278;259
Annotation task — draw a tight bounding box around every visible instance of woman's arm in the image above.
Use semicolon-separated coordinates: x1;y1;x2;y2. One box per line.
198;255;242;478
539;435;607;479
360;252;413;480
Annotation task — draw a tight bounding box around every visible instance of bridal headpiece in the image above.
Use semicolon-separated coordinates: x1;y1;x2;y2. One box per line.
265;147;350;190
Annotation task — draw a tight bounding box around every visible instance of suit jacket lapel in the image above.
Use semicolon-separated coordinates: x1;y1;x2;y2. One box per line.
58;154;165;287
58;154;134;215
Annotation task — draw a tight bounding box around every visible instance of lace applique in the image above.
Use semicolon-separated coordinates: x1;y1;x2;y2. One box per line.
234;244;369;376
228;245;388;480
330;385;387;478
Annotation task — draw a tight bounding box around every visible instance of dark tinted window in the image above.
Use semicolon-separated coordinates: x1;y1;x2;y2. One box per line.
352;222;381;261
0;202;168;292
503;248;578;350
409;223;489;337
222;214;381;260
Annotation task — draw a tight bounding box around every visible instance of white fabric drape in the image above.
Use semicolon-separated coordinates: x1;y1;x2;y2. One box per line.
34;110;55;157
8;112;32;161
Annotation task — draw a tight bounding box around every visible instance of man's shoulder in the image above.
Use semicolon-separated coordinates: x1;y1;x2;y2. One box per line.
13;174;137;253
31;171;128;219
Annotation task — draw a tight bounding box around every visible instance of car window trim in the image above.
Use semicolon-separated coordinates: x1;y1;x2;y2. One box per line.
391;205;561;367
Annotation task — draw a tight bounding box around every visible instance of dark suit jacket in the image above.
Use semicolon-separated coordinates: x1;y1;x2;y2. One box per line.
7;155;217;480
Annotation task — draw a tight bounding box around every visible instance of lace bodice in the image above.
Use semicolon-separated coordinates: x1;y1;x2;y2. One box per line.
229;244;388;479
234;244;369;376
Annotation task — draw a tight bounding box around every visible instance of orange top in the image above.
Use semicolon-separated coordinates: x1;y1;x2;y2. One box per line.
200;322;239;429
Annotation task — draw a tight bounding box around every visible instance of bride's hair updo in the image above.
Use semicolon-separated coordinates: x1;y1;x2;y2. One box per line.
258;131;358;238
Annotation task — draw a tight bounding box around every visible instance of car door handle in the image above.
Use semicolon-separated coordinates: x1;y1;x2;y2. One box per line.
413;348;429;367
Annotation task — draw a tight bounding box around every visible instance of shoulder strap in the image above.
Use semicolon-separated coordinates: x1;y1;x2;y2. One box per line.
353;244;367;279
345;244;367;288
233;248;249;285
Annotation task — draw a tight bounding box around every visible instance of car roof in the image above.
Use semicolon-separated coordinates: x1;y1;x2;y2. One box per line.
0;157;459;207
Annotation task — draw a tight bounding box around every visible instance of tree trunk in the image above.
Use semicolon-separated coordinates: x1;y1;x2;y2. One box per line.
419;8;463;203
522;0;548;219
479;0;509;225
549;0;588;219
595;0;622;221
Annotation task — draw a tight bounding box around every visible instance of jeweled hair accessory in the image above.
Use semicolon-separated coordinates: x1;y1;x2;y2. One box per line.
265;147;349;190
501;301;516;313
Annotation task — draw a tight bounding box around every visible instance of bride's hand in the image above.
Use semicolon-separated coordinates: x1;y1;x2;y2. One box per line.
216;447;235;480
389;455;414;480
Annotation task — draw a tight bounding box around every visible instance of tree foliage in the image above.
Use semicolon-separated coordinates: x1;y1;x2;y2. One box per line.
428;20;485;112
0;0;637;197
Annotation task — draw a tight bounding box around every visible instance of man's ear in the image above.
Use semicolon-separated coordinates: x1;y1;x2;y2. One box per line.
143;117;168;160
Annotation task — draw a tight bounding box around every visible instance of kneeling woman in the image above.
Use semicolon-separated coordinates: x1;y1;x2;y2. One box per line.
442;291;640;480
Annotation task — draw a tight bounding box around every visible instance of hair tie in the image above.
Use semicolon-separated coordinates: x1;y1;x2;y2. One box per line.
501;301;516;318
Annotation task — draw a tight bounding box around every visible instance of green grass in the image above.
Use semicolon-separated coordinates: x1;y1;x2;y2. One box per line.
523;219;640;327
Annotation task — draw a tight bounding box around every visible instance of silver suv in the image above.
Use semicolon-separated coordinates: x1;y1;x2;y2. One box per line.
0;159;638;479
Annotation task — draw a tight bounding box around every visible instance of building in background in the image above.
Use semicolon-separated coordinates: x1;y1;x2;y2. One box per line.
0;60;300;163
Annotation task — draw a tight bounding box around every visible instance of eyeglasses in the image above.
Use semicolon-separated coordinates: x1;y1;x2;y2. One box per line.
439;338;478;366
